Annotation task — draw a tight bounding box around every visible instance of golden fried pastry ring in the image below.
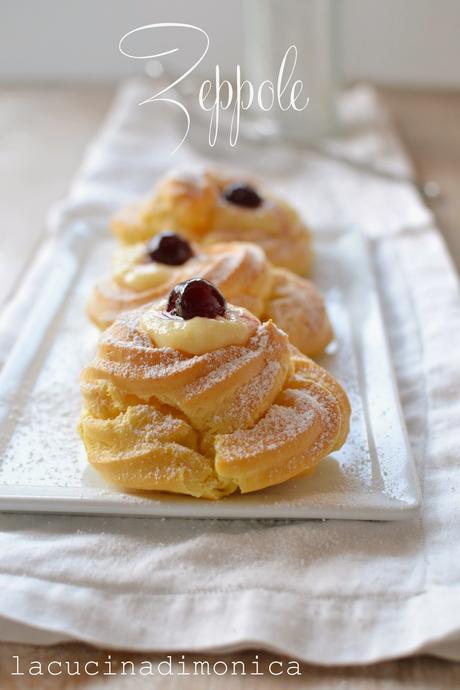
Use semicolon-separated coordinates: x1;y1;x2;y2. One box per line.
87;240;332;357
79;303;350;499
111;169;312;275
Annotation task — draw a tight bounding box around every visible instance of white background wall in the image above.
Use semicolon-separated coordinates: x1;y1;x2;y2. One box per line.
1;0;460;87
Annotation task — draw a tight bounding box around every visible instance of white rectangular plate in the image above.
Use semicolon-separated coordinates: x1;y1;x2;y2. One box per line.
0;224;421;520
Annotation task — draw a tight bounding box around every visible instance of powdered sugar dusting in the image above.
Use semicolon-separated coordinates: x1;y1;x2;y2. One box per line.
0;230;417;515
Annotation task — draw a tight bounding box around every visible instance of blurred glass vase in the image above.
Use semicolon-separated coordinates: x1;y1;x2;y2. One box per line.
244;0;338;143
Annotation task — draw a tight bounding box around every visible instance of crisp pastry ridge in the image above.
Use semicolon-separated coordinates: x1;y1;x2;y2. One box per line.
79;302;350;499
87;240;333;357
111;168;313;275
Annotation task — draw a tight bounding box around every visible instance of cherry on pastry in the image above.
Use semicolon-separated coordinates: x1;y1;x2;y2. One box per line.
167;278;227;320
223;182;262;209
146;231;194;265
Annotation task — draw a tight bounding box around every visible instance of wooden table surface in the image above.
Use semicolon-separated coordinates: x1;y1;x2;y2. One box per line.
0;85;459;688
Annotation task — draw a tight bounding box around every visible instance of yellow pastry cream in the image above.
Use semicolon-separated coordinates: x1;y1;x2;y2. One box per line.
113;232;197;292
114;261;173;292
141;305;258;355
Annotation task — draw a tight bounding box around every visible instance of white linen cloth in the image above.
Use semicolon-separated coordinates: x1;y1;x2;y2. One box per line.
0;81;459;664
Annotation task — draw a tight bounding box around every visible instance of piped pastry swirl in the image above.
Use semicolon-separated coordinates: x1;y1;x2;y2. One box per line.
87;236;333;357
111;168;313;275
79;284;350;499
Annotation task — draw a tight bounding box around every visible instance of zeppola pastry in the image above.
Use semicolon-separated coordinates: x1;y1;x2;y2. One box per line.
111;168;313;275
87;231;333;357
79;279;350;499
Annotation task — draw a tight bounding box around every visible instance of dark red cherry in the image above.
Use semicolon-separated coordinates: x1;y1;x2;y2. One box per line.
166;279;227;320
223;182;262;209
146;232;194;266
